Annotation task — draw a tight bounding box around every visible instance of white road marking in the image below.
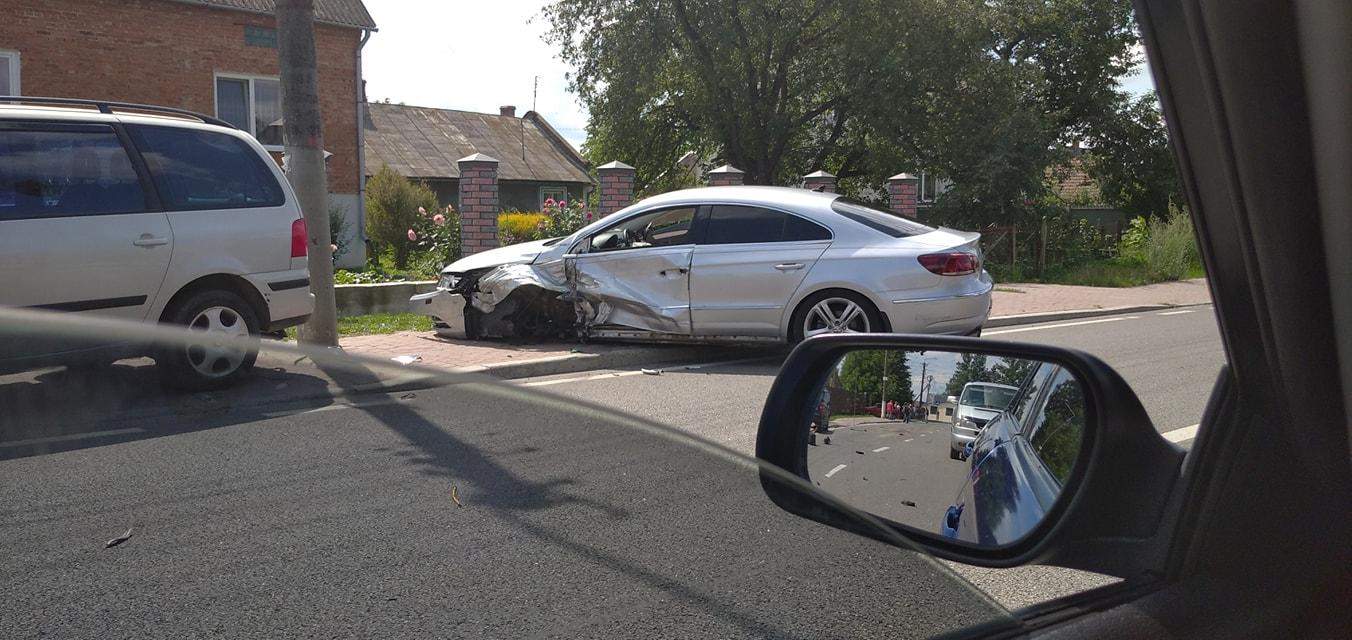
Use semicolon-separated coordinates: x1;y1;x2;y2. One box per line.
904;438;913;442
1158;309;1195;316
872;446;890;453
0;427;145;449
985;316;1128;335
824;464;847;478
1163;423;1200;443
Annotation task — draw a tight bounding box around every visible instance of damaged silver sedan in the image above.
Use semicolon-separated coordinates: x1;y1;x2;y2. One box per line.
410;186;993;343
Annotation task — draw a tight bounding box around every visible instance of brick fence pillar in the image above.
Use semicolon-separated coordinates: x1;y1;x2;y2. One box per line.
707;164;745;186
596;160;636;215
457;153;500;256
802;170;837;193
887;172;920;219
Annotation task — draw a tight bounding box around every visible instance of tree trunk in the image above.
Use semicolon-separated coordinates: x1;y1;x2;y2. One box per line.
277;0;338;346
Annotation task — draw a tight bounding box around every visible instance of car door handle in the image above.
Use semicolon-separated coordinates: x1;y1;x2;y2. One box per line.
133;235;169;247
659;268;689;277
774;263;804;271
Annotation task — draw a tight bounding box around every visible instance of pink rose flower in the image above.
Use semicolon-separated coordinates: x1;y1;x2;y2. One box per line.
433;213;446;226
330;243;338;253
543;198;556;207
407;229;418;241
585;212;593;221
418;206;427;216
558;200;568;208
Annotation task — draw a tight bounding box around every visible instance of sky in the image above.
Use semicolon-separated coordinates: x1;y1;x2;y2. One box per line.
360;2;1157;154
361;0;590;150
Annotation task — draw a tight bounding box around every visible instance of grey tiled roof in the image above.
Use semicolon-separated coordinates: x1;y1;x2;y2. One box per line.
363;102;592;184
169;0;377;30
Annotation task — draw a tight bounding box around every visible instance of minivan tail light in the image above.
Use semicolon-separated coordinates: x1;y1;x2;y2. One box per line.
918;251;978;276
291;218;308;258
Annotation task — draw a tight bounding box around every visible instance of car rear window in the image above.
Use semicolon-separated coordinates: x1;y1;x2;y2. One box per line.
0;124;148;220
128;125;284;211
703;205;832;244
830;198;935;238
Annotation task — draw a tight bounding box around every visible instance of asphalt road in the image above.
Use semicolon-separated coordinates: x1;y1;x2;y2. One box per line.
0;306;1226;635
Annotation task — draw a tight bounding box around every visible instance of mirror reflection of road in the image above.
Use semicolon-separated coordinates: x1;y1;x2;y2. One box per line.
805;416;967;534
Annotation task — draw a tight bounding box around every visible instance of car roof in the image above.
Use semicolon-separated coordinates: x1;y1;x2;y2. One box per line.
963;381;1021;390
0;103;236;132
631;185;842;210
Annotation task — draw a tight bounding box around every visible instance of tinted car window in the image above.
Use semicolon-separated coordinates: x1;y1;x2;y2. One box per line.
1026;369;1086;485
590;206;696;252
830;198;935;238
704;205;830;244
129;125;284;211
1010;363;1056;428
0;125;147;220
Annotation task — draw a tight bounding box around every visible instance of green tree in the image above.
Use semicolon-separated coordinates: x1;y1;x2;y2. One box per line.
838;350;914;405
988;357;1039;387
944;353;990;397
1083;94;1182;219
365;165;438;269
546;0;1141;228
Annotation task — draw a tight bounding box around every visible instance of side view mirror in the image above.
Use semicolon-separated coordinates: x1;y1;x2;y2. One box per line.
590;232;621;251
756;334;1185;577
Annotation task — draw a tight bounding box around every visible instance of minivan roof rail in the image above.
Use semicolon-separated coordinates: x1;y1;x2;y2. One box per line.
0;96;237;129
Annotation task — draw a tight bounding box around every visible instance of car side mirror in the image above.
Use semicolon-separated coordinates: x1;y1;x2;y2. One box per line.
755;334;1186;577
590;232;621;251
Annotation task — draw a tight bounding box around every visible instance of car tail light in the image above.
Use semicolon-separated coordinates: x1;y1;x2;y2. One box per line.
918;251;979;276
291;218;307;258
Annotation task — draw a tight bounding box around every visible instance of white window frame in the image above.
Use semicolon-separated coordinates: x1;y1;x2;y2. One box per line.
539;185;569;209
213;72;283;151
0;50;20;96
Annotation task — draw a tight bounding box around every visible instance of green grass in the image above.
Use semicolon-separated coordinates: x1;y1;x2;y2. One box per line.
993;258;1205;288
285;313;433;339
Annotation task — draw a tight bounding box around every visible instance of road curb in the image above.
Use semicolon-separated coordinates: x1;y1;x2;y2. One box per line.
450;344;776;380
985;302;1211;328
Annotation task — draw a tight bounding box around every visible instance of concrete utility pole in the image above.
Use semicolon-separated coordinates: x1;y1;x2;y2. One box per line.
277;0;338;346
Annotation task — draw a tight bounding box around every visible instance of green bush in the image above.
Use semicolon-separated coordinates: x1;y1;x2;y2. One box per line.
499;212;549;244
1138;209;1201;281
365;165;438;269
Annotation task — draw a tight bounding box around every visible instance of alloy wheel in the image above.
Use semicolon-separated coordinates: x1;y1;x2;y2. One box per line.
803;297;871;338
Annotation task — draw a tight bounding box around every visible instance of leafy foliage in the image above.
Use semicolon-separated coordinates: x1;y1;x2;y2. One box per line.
944;353;990;397
987;358;1039;388
365;165;440;269
540;197;593;238
838;350;914;405
499;212;550;245
1084;95;1182;219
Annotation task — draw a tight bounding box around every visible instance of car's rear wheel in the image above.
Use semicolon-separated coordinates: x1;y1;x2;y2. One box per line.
789;290;883;343
158;290;260;390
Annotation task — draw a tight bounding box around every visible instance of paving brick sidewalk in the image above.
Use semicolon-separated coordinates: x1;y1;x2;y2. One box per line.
990;278;1211;317
340;278;1213;373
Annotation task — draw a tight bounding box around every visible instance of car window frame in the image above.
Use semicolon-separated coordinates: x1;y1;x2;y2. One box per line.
697;202;833;246
1022;367;1087;487
0;119;163;221
575;204;701;255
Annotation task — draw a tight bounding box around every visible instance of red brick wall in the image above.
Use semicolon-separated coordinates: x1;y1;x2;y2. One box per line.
0;0;362;194
888;175;920;219
458;159;500;256
597;165;636;215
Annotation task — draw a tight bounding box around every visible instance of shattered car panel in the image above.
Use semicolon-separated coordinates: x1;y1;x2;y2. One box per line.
566;247;693;335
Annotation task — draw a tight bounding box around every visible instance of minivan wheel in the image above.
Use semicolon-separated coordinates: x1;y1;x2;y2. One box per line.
159;290;260;390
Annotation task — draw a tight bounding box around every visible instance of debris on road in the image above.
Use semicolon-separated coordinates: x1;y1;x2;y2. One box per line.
451;485;463;508
641;368;663;376
824;436;832;445
855;450;865;455
399;392;416;399
901;500;917;507
391;354;422;365
104;527;133;548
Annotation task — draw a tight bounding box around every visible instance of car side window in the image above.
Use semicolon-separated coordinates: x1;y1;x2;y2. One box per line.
588;206;696;252
1009;363;1056;428
704;205;828;244
1026;369;1086;485
0;125;147;220
128;125;284;211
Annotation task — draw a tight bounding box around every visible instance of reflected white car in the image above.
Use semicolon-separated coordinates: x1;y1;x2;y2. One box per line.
412;186;993;343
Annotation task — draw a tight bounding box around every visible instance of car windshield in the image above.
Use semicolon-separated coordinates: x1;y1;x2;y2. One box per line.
960;385;1019;411
829;198;936;238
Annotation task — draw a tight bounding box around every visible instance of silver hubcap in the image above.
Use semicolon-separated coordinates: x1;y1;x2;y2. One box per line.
185;306;249;378
803;297;870;338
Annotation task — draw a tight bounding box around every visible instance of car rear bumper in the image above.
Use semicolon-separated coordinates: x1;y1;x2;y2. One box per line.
883;279;993;335
247;270;314;328
410;289;468;338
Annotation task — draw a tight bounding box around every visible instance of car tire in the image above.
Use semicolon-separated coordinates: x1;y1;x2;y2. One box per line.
788;289;883;343
157;289;260;391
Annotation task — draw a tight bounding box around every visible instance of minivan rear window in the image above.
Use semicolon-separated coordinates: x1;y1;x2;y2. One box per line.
129;125;284;211
830;198;935;238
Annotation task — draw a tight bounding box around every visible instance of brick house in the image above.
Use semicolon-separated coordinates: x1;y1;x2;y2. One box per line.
0;0;377;267
363;102;593;213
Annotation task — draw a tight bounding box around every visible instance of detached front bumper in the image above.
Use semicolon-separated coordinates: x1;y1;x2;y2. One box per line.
410;289;468;338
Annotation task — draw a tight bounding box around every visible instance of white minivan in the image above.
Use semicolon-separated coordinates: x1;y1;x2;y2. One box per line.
948;381;1020;460
0;98;313;389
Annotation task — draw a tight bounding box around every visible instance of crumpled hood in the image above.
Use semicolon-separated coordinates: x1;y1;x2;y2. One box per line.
441;238;556;274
